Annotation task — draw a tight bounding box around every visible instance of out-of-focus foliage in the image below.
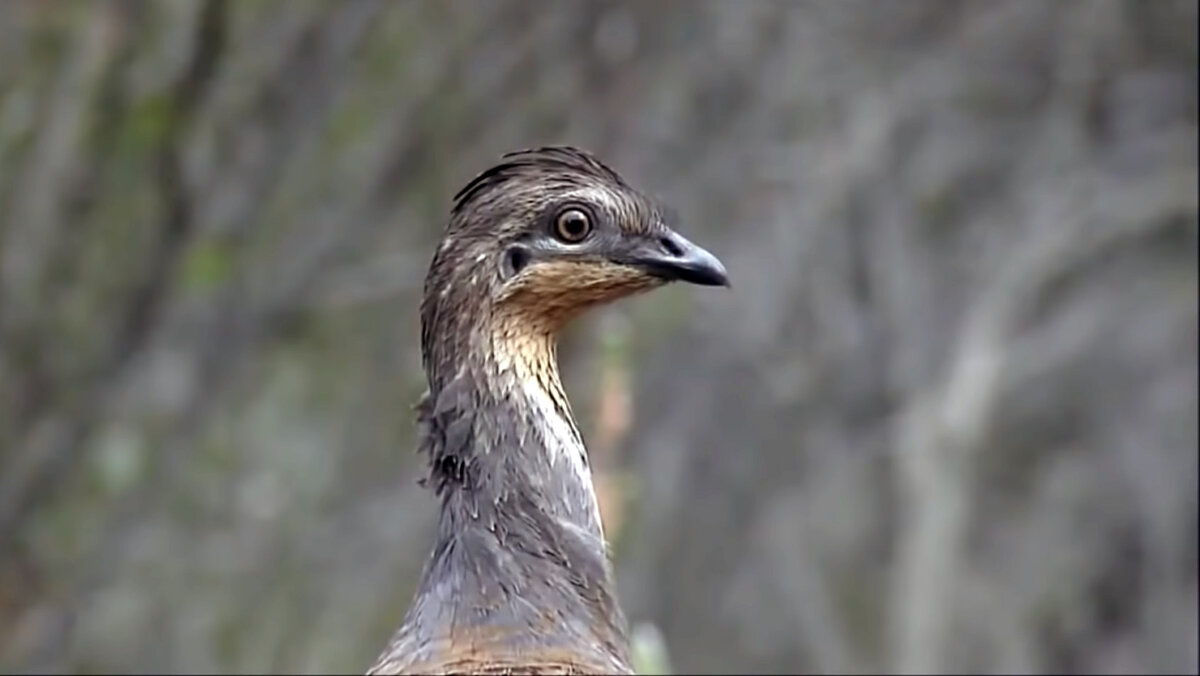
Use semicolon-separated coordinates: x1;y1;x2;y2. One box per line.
0;1;1195;674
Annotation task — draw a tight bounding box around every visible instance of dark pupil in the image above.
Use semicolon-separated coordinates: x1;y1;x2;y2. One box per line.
562;212;586;237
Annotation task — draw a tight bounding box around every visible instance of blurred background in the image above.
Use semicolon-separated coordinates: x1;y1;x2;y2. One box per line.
0;1;1196;674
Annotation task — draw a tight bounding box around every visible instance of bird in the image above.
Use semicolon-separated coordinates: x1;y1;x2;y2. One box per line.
367;146;728;675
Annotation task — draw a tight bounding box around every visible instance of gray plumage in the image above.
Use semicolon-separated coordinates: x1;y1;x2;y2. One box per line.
369;147;727;675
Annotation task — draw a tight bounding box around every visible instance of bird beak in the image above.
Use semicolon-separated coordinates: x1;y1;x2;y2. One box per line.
625;230;730;287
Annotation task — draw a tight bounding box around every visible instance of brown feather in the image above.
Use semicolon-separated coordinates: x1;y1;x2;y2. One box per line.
369;146;721;675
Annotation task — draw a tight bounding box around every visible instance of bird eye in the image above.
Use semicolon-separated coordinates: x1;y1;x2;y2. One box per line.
553;208;592;243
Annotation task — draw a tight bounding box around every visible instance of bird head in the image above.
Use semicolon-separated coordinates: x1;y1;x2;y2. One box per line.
421;146;728;386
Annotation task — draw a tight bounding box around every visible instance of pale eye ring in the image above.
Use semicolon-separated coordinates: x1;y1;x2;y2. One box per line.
554;208;592;243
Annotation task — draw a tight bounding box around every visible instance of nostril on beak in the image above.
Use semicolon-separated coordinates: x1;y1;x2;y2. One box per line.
659;235;684;258
625;229;728;287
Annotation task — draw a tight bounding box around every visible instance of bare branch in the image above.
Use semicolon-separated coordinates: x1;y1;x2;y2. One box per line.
0;0;230;556
890;167;1198;674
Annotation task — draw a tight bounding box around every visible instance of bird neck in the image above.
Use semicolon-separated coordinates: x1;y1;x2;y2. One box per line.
489;312;605;533
426;305;607;539
394;314;631;671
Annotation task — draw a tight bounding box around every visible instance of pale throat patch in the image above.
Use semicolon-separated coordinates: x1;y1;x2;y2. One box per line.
490;318;606;537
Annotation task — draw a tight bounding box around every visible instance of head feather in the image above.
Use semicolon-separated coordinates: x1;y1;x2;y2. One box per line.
451;146;629;217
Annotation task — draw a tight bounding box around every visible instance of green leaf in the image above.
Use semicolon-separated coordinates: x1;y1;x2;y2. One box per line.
182;240;234;291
